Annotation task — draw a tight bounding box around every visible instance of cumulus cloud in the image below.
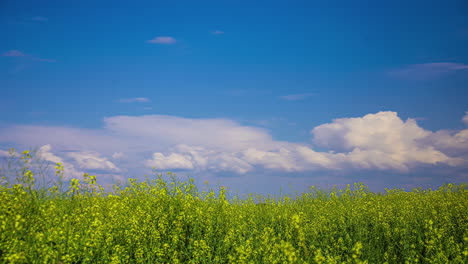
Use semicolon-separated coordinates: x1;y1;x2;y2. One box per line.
37;145;82;179
242;147;302;172
147;144;335;174
116;97;150;103
279;93;316;101
147;145;253;174
0;145;121;181
67;152;120;171
144;112;467;173
312;112;459;170
312;112;429;152
425;130;468;157
0;112;467;178
147;152;194;170
389;62;468;80
147;36;177;44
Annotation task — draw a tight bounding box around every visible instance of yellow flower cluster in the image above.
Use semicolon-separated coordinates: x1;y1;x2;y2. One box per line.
0;151;467;263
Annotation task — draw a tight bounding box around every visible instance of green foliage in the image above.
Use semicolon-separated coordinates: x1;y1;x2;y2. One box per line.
0;151;467;263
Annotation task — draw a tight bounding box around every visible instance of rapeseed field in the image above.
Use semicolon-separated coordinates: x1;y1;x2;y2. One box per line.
0;151;467;263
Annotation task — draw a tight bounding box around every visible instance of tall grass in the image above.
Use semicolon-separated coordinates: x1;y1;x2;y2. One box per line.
0;150;467;263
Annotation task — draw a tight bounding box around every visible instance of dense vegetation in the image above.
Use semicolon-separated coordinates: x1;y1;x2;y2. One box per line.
0;151;467;263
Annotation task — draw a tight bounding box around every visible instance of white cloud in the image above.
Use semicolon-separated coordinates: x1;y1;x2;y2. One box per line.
1;112;467;178
147;152;194;170
147;36;177;44
148;145;318;174
312;112;430;152
242;147;301;172
112;152;124;159
212;30;224;35
425;130;468;158
117;97;150;103
37;145;82;179
311;111;458;171
67;152;120;171
0;149;10;157
147;145;253;174
295;146;339;170
1;145;125;184
279;93;316;101
103;115;273;151
0;125;124;153
463;112;468;126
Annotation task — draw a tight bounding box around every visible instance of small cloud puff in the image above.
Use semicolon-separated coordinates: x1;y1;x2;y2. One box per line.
147;36;177;44
463;112;468;126
280;93;316;101
211;30;224;35
117;97;151;103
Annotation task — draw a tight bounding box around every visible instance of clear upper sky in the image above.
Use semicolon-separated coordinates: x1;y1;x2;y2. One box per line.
1;0;467;194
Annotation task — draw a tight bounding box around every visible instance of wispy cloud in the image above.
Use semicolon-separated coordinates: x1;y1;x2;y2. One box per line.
116;97;151;103
147;36;177;44
389;62;468;80
279;93;316;101
2;50;26;57
31;16;48;22
223;89;268;97
211;30;224;35
1;50;56;63
463;112;468;126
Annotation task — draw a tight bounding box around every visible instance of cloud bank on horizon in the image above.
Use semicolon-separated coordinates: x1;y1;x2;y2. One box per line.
1;1;467;193
1;111;467;182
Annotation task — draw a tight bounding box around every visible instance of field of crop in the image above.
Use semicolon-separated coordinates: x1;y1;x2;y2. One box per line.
0;151;467;263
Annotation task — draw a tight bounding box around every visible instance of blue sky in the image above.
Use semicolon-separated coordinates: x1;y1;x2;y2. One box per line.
1;0;467;194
